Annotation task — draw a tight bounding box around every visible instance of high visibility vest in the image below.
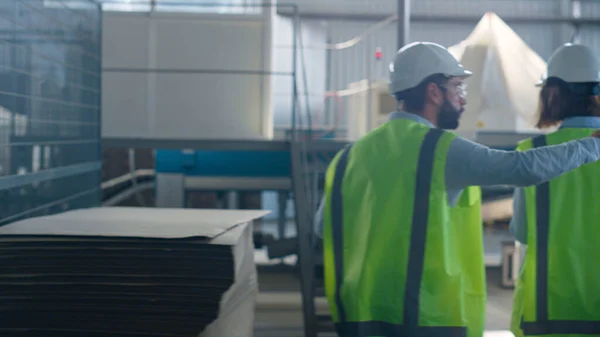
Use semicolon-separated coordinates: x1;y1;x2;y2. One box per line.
451;185;486;337
322;118;484;337
513;128;600;337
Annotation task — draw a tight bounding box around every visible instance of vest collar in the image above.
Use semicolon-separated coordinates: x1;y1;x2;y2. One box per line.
559;116;600;129
389;111;435;128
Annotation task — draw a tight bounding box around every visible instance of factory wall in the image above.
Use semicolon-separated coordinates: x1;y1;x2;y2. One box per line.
257;14;328;220
100;9;328;220
278;0;600;131
326;20;563;93
271;15;327;130
102;11;274;140
102;10;329;136
0;0;102;225
99;0;600;133
322;19;564;130
280;0;600;95
321;0;571;90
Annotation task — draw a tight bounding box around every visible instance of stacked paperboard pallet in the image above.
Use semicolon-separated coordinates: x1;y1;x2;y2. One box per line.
0;207;267;337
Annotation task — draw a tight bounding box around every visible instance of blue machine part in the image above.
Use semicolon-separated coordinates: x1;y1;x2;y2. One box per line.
155;129;338;177
155;150;292;177
155;141;516;177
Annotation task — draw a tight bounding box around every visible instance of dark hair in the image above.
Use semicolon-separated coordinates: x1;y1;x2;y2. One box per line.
536;78;600;128
395;74;448;113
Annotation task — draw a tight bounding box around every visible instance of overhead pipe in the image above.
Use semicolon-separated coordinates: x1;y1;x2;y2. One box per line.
278;11;600;25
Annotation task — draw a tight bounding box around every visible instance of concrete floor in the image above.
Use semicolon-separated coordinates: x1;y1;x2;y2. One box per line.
253;253;516;337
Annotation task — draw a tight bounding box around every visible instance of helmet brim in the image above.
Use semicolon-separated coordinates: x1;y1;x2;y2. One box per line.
448;69;473;78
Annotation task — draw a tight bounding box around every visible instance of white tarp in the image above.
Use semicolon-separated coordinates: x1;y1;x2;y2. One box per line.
448;12;547;139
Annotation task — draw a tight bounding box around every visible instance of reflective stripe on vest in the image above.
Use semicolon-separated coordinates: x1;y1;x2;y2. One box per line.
330;128;467;337
522;135;600;336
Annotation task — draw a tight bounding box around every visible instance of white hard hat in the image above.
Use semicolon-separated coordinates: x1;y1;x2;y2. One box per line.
389;41;472;95
537;43;600;87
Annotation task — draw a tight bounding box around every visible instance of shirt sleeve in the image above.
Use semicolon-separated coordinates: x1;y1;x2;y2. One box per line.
509;187;528;244
445;136;600;190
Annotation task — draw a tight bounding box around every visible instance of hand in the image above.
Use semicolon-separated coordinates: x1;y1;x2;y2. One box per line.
593;131;600;138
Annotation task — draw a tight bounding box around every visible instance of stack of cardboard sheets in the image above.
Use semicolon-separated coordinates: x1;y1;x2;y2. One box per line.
0;207;267;337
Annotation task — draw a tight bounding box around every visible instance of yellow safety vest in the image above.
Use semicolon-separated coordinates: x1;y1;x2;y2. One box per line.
323;118;485;337
512;128;600;337
451;185;486;337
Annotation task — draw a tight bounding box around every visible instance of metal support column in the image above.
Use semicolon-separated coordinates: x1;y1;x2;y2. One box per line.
277;191;288;239
155;174;185;208
324;29;333;126
570;0;582;43
397;0;410;50
365;45;372;132
291;139;348;337
291;141;317;337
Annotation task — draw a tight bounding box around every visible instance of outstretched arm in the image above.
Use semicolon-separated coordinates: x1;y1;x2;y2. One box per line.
445;134;600;190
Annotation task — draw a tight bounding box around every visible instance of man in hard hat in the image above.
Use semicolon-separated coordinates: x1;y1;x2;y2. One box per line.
509;43;600;337
316;41;600;337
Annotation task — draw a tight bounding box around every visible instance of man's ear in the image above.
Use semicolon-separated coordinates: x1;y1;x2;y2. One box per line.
425;82;442;105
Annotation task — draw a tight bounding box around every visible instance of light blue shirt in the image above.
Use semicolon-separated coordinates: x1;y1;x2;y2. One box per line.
315;112;600;237
509;116;600;244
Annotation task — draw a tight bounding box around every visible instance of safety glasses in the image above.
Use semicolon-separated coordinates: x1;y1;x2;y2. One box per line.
439;82;468;100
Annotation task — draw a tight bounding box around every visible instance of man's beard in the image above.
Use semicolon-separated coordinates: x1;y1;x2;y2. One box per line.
437;99;463;130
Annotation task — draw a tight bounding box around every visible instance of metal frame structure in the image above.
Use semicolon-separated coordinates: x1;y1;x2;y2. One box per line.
0;0;104;226
278;12;600;25
290;139;347;337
